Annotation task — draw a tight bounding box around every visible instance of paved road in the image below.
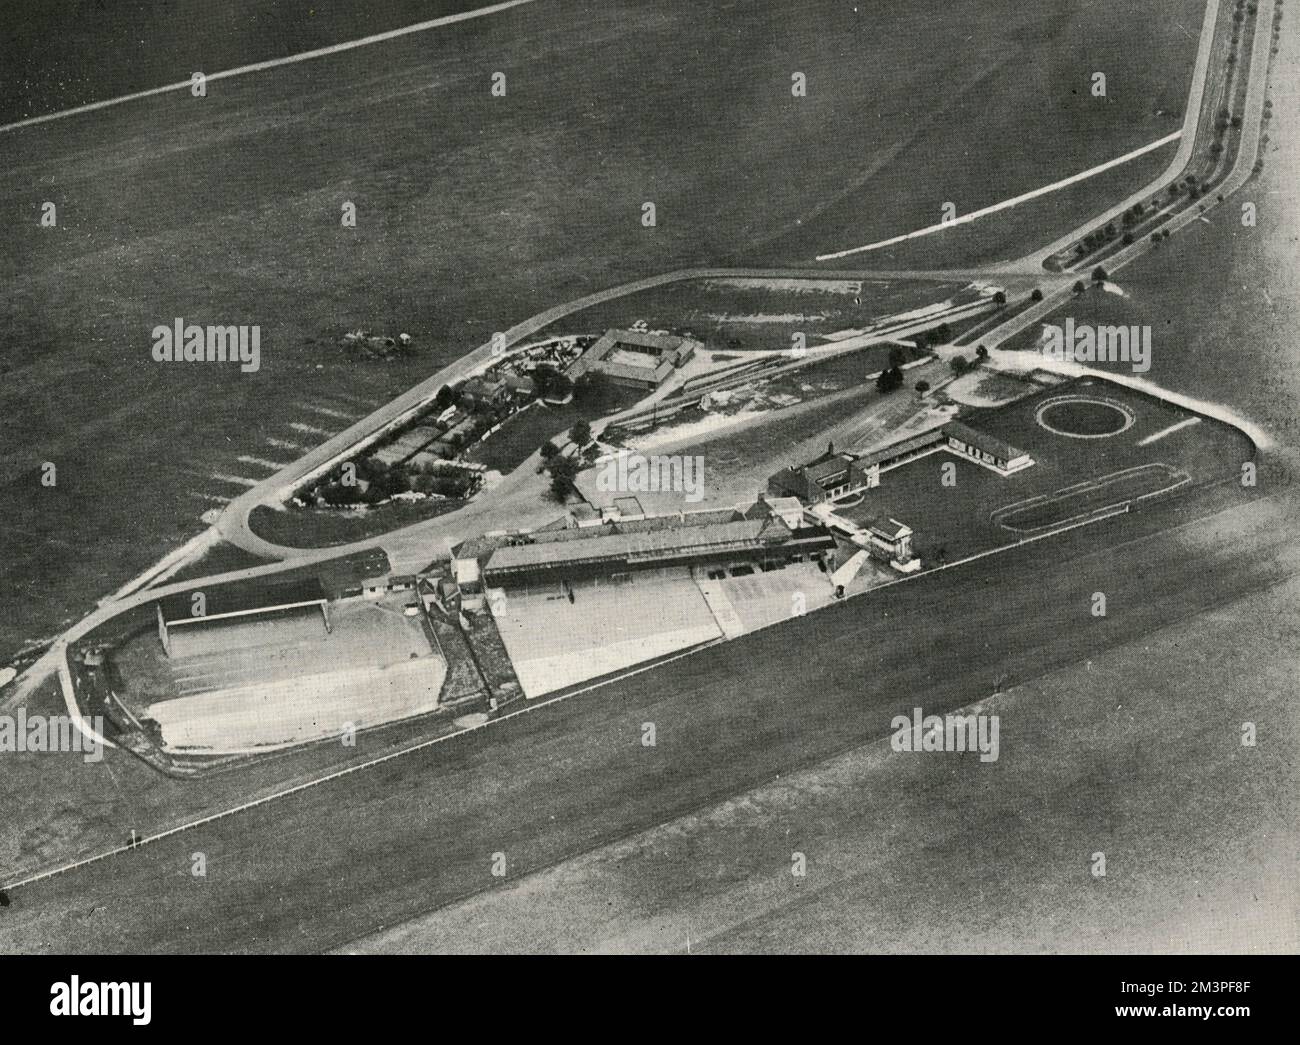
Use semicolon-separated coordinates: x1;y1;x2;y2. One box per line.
969;0;1272;352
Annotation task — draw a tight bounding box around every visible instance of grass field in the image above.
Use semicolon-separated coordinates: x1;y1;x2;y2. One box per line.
0;0;1208;661
248;497;466;549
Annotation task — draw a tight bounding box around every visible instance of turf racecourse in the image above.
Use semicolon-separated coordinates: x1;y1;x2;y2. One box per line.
0;477;1286;954
0;0;1206;661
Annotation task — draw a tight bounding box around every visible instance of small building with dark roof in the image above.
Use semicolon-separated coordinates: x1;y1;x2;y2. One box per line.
942;421;1033;474
461;375;511;411
503;373;537;399
768;442;880;505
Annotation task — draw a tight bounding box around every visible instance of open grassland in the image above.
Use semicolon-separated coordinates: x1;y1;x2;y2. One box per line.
0;0;1207;660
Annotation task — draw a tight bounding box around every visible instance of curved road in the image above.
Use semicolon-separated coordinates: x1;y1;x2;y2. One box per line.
5;0;1274;778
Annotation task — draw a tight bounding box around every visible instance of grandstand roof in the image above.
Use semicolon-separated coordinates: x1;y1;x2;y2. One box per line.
484;516;792;575
157;577;327;626
804;453;856;486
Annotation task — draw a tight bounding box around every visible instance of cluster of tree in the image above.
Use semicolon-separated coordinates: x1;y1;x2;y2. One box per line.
408;468;481;499
544;453;580;503
945;346;987;379
1121;201;1148;230
316;456;401;506
570;419;592;448
913;323;952;352
1074;220;1120;258
876;366;904;394
314;454;479;507
536;418;604;501
573;370;611;408
532;364;574;402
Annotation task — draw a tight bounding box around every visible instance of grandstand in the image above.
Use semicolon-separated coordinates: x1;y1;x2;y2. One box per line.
155;578;329;659
468;501;836;594
453;498;838;697
133;593;445;754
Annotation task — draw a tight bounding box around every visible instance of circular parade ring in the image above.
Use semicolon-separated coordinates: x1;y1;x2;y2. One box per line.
1035;395;1135;439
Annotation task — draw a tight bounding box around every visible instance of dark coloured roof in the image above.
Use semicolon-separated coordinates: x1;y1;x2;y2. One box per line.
463;376;507;398
856;429;947;468
943;421;1027;462
158;577;327;625
804;454;856;486
866;517;912;541
485;516;794;575
768;466;809;497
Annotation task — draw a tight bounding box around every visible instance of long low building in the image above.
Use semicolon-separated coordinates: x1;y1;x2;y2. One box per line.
771;420;1034;505
456;501;836;593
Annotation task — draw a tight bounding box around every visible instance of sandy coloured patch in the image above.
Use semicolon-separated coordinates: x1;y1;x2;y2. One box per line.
147;656;445;753
703;313;827;324
489;571;722;698
704;277;863;294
